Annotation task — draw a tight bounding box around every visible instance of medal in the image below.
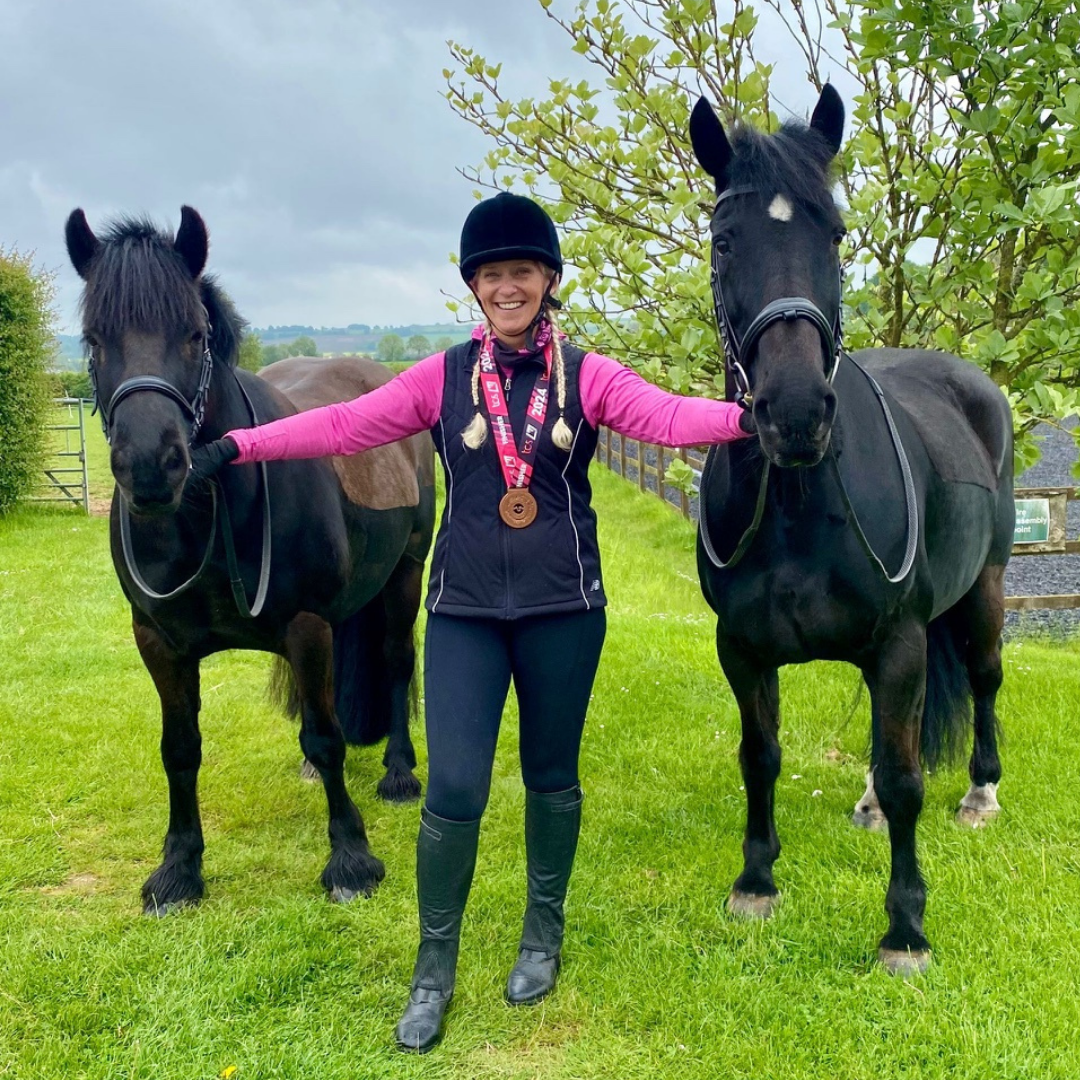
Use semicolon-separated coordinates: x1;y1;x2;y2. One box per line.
478;330;552;530
499;489;538;528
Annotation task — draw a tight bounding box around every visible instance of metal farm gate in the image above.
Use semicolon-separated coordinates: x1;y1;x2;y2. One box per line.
29;397;90;512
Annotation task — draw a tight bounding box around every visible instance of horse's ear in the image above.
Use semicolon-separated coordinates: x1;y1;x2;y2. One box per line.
174;205;209;279
810;83;845;157
65;209;100;280
690;97;733;190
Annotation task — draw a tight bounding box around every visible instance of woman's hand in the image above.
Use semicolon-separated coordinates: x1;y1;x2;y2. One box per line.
188;436;240;480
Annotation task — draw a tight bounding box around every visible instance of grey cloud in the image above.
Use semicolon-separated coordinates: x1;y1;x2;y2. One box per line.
2;0;828;334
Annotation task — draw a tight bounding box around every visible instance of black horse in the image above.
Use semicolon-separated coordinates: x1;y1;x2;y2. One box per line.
65;206;435;912
689;86;1013;974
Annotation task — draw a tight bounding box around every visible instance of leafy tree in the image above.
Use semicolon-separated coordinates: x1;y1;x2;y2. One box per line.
434;335;455;352
377;333;406;363
261;342;288;366
54;369;93;400
292;335;319;357
238;330;263;373
0;249;55;514
446;0;1080;468
407;333;432;359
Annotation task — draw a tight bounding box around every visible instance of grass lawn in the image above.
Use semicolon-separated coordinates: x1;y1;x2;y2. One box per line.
2;427;1079;1079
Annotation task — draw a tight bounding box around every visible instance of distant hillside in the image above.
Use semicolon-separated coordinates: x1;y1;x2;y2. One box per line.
53;322;473;366
253;323;471;356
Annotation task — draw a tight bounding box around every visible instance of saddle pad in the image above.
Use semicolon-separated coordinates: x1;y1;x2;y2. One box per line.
259;355;426;511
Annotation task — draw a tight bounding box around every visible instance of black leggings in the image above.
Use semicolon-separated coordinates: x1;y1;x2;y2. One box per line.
422;609;607;821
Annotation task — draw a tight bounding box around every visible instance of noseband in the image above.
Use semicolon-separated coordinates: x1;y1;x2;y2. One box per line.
88;335;214;445
708;186;843;406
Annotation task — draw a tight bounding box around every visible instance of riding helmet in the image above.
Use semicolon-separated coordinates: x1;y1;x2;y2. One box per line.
459;192;562;282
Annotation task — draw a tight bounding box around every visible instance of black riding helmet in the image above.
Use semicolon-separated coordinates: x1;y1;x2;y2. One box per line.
459;192;563;282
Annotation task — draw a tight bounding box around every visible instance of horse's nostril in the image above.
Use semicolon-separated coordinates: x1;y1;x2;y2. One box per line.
822;389;838;427
163;445;186;474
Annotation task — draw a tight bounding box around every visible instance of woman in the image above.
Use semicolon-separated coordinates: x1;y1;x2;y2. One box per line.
192;192;755;1052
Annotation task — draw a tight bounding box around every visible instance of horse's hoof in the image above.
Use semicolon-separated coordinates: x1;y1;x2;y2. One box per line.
323;848;385;901
299;758;320;783
141;896;198;917
956;782;1000;828
728;891;779;920
956;805;998;829
377;766;422;803
852;805;888;833
879;947;931;977
330;885;364;904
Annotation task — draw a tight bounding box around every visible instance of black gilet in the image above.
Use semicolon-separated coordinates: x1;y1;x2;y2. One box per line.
427;337;606;618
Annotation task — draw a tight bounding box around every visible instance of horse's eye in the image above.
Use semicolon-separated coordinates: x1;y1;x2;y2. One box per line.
832;229;847;247
189;331;205;347
714;237;731;256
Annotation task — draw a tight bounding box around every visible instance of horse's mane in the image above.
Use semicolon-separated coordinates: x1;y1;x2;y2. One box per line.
80;215;244;367
727;121;840;219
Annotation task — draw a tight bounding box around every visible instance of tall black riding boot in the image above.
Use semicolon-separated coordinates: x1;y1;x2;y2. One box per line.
506;786;583;1005
395;808;480;1053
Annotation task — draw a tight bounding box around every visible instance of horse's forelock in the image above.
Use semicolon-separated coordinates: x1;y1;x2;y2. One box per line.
80;217;204;339
727;123;839;219
78;216;243;366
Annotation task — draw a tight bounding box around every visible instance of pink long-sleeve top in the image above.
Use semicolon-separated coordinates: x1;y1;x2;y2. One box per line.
227;344;748;463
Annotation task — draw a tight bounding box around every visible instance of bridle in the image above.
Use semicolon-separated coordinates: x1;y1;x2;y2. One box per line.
88;325;272;618
700;186;918;584
708;186;843;407
88;332;214;446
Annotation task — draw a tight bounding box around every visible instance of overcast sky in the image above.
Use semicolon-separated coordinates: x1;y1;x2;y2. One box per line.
1;0;836;334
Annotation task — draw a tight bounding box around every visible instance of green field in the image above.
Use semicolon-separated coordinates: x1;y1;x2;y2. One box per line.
2;423;1079;1079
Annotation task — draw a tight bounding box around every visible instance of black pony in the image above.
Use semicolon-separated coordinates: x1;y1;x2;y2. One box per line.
689;87;1013;974
65;207;435;912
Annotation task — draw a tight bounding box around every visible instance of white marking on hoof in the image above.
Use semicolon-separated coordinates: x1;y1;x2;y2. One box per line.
879;947;931;977
768;194;793;222
956;782;1000;828
330;885;364;904
852;770;888;832
728;891;780;920
299;758;320;782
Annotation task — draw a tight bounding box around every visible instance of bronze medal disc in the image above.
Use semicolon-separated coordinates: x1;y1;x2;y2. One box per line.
499;489;538;529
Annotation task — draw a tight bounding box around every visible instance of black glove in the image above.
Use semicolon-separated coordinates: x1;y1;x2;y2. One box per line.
188;436;240;481
738;408;757;435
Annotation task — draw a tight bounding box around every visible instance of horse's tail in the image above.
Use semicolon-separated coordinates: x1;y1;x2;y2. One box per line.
921;612;972;770
268;655;301;719
267;599;415;745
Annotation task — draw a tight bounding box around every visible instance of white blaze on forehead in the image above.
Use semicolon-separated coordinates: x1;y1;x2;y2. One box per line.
768;194;794;222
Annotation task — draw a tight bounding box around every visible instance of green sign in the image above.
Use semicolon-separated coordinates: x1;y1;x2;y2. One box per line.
1014;498;1051;544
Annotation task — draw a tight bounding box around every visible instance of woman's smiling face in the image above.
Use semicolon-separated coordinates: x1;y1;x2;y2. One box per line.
472;259;558;347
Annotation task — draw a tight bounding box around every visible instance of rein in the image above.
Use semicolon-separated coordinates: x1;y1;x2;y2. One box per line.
105;352;273;619
699;186;917;582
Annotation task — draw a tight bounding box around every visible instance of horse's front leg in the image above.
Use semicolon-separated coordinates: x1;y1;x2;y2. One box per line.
719;640;782;919
134;621;205;914
375;555;423;803
285;612;385;900
863;624;931;975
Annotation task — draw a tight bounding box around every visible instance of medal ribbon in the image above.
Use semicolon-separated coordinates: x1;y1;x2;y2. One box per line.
478;331;552;491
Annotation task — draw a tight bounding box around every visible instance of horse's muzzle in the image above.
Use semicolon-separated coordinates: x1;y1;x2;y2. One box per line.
112;441;189;515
